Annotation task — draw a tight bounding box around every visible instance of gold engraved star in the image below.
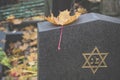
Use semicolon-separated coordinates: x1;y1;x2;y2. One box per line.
82;47;109;74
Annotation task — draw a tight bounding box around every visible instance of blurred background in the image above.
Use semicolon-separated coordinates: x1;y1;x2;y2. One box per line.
0;0;120;21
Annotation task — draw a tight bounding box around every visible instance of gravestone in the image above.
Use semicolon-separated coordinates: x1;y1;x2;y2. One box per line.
0;32;6;80
0;64;2;80
38;13;120;80
5;32;23;52
0;32;6;50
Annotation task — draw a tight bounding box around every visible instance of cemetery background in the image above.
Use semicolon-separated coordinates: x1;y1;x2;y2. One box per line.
0;0;120;80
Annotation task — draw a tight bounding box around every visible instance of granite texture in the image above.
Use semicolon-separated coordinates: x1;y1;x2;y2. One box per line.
38;13;120;80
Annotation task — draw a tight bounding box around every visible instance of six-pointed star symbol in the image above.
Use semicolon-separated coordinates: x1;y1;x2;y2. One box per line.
82;47;109;74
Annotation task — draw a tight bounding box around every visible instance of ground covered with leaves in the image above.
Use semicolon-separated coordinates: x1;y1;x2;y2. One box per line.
0;24;38;80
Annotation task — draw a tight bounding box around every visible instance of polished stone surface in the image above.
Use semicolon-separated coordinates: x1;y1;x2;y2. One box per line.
38;13;120;80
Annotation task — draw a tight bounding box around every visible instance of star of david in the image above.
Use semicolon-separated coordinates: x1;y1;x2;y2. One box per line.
82;47;109;74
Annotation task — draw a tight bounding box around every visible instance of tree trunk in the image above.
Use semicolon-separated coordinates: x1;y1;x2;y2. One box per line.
45;0;75;17
100;0;119;16
44;0;53;17
52;0;75;16
117;0;120;15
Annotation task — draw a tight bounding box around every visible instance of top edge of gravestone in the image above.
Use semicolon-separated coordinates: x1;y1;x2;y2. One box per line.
0;31;6;40
6;32;23;35
38;13;120;32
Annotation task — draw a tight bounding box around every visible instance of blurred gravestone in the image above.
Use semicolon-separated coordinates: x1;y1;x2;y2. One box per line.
38;13;120;80
0;32;6;80
0;64;2;80
44;0;53;17
0;32;6;50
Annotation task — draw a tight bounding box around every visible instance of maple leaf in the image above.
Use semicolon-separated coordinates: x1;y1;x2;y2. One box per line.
23;32;31;40
6;15;15;20
11;19;22;25
30;32;37;40
12;48;22;54
0;48;11;68
45;9;81;26
77;8;87;14
9;67;23;77
30;39;37;46
27;53;37;66
23;25;34;31
19;43;29;51
32;16;45;21
30;47;37;53
0;27;7;32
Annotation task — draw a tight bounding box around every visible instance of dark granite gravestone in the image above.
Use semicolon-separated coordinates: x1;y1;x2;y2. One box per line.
38;13;120;80
5;32;23;52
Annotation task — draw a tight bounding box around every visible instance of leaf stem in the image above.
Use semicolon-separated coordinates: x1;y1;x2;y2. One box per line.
58;26;64;50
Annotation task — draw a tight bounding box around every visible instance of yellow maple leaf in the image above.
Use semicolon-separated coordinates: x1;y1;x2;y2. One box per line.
6;15;15;20
19;43;28;51
45;9;81;26
77;8;87;14
27;53;37;66
23;25;34;31
12;19;22;25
